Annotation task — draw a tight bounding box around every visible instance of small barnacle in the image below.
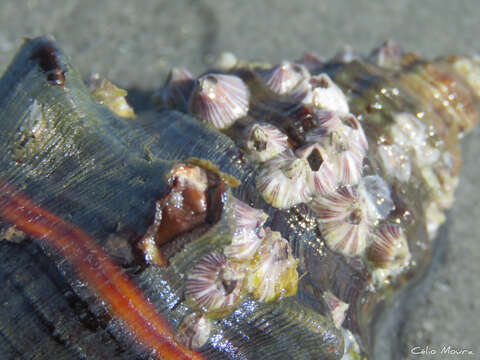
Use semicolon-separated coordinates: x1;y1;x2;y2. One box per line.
357;175;395;223
256;150;312;209
322;291;349;329
368;40;404;70
295;142;337;196
311;186;373;257
224;198;268;261
391;112;427;148
367;224;411;270
185;252;245;318
260;61;307;95
189;73;250;129
88;74;136;118
175;312;214;350
391;112;441;167
307;114;368;185
245;228;299;302
153;67;195;111
309;73;350;114
244;122;289;162
377;143;411;182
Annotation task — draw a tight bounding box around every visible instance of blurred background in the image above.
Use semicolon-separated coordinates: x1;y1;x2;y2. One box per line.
0;1;478;359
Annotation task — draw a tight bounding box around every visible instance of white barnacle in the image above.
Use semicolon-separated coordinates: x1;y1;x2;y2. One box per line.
322;291;349;329
256;150;312;209
189;73;250;129
377;143;411;182
309;73;350;114
244;122;289;162
357;175;395;223
245;228;299;302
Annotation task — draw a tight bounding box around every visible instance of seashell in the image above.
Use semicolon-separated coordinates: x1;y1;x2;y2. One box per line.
188;73;250;129
88;73;136;118
0;37;478;360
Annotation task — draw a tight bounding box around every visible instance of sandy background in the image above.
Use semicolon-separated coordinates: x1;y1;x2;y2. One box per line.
0;1;479;359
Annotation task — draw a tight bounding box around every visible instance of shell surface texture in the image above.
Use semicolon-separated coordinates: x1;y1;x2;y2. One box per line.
0;37;478;360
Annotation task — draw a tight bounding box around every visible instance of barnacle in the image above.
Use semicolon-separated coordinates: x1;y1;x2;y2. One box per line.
0;37;478;360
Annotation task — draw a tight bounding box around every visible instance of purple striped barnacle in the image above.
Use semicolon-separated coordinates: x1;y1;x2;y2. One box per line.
307;113;368;185
188;73;250;129
224;198;268;261
260;61;308;95
185;252;246;318
295;142;338;196
367;224;411;270
311;186;373;257
175;312;214;350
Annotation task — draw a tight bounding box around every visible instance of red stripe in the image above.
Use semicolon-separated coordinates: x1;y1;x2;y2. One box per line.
0;183;205;360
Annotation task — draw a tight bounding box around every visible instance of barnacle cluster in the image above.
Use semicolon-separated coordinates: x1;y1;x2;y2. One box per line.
145;40;480;356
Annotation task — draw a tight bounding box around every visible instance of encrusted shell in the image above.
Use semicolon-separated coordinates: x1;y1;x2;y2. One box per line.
0;37;478;360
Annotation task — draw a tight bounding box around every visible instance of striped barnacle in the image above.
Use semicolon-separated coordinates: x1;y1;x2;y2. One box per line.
367;224;411;270
295;142;338;196
0;37;478;360
307;113;368;185
185;252;246;318
260;61;308;95
244;122;289;162
175;312;214;350
224;198;268;261
189;73;250;129
256;150;312;208
311;186;373;257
